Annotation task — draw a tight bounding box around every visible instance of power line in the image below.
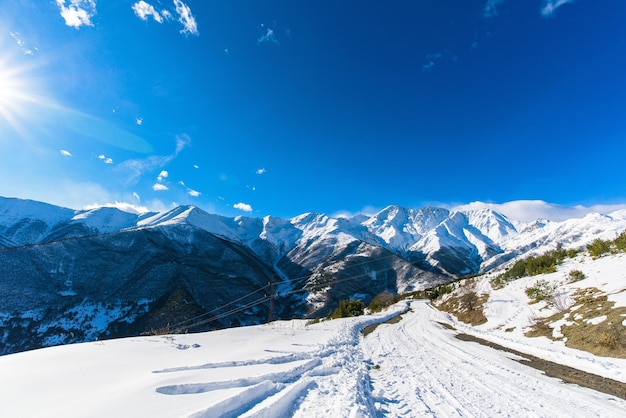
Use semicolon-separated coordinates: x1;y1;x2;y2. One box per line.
169;254;407;332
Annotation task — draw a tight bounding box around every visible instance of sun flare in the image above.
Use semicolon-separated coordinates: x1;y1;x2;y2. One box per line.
0;35;44;139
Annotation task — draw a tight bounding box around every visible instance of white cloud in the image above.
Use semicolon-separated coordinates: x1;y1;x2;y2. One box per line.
451;200;626;223
257;28;278;45
117;135;188;185
234;202;253;212
152;183;168;191
177;180;200;197
98;154;113;164
541;0;575;16
173;0;198;36
131;1;163;23
136;117;143;125
83;201;150;214
56;0;97;29
484;0;506;18
9;31;35;55
157;170;168;182
60;149;72;157
256;168;266;175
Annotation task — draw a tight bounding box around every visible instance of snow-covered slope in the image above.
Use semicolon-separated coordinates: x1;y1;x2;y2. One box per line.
1;296;624;417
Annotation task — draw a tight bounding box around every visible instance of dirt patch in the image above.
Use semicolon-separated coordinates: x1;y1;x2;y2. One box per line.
525;287;626;358
436;290;488;326
436;321;456;331
362;314;404;337
455;333;626;400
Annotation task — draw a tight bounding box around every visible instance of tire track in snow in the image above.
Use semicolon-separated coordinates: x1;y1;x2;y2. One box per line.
362;300;626;417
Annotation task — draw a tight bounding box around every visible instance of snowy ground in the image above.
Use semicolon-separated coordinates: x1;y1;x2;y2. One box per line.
1;252;625;417
1;298;624;417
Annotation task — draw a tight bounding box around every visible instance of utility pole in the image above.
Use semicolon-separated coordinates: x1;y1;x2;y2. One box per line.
268;276;275;323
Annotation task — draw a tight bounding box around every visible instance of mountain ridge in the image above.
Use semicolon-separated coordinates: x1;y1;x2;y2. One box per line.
2;195;626;354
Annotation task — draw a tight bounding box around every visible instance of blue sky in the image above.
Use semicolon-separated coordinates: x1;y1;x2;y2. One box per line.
1;0;625;221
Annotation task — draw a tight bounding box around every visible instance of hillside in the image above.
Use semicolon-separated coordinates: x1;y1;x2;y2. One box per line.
1;250;625;417
2;195;626;355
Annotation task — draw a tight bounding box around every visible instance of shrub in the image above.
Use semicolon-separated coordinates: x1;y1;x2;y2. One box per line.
567;248;582;258
587;238;611;258
613;231;626;251
567;269;586;282
368;291;397;313
525;279;557;303
328;299;365;319
426;283;453;300
492;247;570;287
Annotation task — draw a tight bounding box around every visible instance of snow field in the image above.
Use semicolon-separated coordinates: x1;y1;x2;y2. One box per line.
0;304;407;417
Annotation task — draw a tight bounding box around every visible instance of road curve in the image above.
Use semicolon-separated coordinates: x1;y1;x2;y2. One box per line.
361;300;625;417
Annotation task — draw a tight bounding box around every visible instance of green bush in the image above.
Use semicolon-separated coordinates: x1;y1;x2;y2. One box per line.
492;247;571;288
328;299;365;319
587;238;611;258
368;291;397;313
567;269;586;282
613;231;626;251
525;279;557;302
426;283;454;300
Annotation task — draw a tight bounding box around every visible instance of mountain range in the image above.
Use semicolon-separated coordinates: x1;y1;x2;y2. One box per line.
1;196;625;354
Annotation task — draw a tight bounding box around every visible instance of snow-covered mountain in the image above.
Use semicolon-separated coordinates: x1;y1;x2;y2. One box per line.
2;195;626;354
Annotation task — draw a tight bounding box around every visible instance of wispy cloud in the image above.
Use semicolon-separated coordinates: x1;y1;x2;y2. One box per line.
451;200;626;223
256;168;266;175
257;27;278;45
422;51;458;72
60;149;73;157
9;32;36;55
56;0;97;29
541;0;575;16
175;134;191;155
117;134;190;185
98;154;113;164
484;0;507;18
177;180;200;197
152;183;168;191
131;1;163;23
132;1;196;35
173;0;198;36
234;202;253;212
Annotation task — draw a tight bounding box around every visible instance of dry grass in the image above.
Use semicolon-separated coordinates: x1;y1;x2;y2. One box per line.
436;285;489;326
525;287;626;358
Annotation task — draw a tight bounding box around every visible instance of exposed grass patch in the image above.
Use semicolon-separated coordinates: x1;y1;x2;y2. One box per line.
436;287;489;326
525;287;626;358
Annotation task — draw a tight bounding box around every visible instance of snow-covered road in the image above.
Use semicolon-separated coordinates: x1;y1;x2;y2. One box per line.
1;300;625;417
361;301;625;417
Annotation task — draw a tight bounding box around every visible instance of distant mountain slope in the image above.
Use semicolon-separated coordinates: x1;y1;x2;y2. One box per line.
1;195;626;354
